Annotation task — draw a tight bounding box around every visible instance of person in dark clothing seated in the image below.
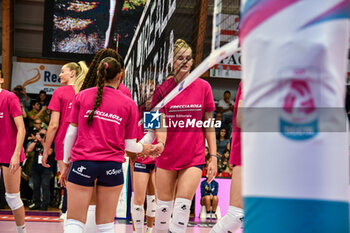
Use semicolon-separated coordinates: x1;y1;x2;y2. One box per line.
200;177;219;219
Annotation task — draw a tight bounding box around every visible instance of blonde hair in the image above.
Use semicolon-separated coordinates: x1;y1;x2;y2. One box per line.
63;61;89;93
174;39;192;57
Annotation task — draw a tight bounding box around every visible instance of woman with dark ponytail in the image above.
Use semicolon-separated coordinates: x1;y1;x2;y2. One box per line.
77;48;132;233
60;57;156;233
80;48;131;98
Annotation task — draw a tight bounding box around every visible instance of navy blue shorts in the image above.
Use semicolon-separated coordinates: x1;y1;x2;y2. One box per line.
0;162;23;168
194;164;205;171
134;162;155;173
67;161;124;187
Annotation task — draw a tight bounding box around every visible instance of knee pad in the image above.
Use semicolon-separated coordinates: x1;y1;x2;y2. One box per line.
96;222;114;233
169;198;191;233
132;204;145;231
65;219;85;233
154;199;173;231
210;206;243;233
5;192;23;211
146;195;156;218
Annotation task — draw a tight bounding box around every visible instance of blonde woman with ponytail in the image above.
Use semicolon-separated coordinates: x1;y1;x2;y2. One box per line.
59;57;157;233
40;61;88;221
151;39;217;233
42;61;88;172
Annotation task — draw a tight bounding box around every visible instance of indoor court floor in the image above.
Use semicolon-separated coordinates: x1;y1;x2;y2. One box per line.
0;217;241;233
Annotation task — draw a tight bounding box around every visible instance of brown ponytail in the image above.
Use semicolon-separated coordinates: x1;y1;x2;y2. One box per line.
80;49;125;92
86;57;122;125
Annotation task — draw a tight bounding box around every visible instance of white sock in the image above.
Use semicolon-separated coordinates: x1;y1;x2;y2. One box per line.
131;192;134;210
169;198;191;233
16;224;26;233
84;205;97;233
65;219;85;233
146;226;153;233
210;206;244;233
97;222;114;233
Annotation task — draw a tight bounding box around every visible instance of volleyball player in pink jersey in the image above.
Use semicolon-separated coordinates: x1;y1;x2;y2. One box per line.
0;71;27;233
78;48;133;233
211;82;243;233
42;61;88;171
41;61;88;221
131;79;157;233
61;57;156;233
152;39;217;233
132;125;157;233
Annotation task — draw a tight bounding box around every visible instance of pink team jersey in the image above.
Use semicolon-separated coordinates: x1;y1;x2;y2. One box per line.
154;78;216;170
230;82;242;166
48;85;76;160
0;90;25;164
69;87;139;163
119;83;132;98
136;125;155;165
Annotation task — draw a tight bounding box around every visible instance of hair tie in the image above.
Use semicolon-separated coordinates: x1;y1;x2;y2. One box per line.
104;62;109;69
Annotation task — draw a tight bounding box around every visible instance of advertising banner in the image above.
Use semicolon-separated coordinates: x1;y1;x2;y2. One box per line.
11;62;62;95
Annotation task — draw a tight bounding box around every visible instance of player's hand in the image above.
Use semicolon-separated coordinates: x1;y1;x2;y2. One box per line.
126;151;137;164
149;143;164;158
59;163;71;187
206;156;217;183
9;153;20;174
42;148;50;168
141;144;154;156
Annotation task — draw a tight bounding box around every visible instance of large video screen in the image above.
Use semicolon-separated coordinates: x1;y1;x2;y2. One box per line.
43;0;146;60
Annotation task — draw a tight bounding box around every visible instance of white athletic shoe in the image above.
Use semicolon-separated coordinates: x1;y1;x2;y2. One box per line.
211;213;217;219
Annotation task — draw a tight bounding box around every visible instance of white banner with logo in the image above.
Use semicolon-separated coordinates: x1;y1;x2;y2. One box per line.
11;62;62;95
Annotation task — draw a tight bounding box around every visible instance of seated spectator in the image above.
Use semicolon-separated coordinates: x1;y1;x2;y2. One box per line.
27;100;48;127
43;108;51;126
20;103;27;120
214;112;223;135
218;149;232;177
200;177;219;219
38;90;49;108
26;128;53;211
217;90;234;127
12;85;31;112
216;128;230;161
